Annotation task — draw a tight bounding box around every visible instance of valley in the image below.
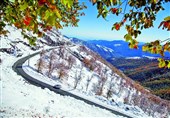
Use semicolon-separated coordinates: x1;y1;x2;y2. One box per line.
108;58;170;101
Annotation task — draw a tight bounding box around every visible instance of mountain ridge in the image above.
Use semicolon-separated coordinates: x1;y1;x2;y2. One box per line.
69;37;170;59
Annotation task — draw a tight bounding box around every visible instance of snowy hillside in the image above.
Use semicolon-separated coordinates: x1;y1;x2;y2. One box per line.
34;41;169;118
0;25;127;117
0;25;169;118
0;55;124;117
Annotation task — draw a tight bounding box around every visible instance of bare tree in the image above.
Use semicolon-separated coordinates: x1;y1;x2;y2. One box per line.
123;90;131;104
86;74;94;91
96;76;107;95
37;49;47;73
56;62;69;80
58;46;65;59
83;58;90;68
95;64;102;75
74;65;83;89
96;67;108;95
67;55;76;69
78;45;88;53
106;77;114;99
89;58;97;71
48;50;58;77
58;68;68;80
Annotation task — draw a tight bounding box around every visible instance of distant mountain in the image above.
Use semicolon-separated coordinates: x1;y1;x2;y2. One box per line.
87;40;162;58
69;37;164;60
69;37;122;59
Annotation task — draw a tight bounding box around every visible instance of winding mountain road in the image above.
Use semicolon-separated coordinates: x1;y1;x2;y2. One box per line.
12;48;133;118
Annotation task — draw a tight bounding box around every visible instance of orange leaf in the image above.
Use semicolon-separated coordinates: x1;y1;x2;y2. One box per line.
23;16;32;26
110;8;117;14
133;45;138;49
115;24;120;30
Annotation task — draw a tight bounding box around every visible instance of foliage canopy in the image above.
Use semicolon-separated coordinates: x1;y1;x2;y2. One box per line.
0;0;86;44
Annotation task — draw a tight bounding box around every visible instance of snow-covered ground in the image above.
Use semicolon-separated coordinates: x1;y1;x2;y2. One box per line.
96;44;114;52
22;50;150;118
0;36;126;118
125;57;141;59
0;26;125;117
142;55;158;59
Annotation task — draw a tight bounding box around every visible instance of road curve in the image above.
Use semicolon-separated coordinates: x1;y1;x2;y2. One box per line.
12;49;133;118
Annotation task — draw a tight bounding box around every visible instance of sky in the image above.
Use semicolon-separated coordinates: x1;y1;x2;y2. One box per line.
60;1;170;42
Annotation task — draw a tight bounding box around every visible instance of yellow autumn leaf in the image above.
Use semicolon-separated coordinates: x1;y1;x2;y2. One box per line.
164;16;170;21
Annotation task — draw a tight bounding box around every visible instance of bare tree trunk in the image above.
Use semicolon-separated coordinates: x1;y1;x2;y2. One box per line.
97;83;104;95
37;58;42;73
86;74;93;91
48;53;53;77
74;70;80;89
106;78;114;99
74;65;83;89
97;70;108;95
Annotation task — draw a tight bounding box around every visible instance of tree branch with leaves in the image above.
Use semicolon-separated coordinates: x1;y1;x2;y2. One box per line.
0;0;86;45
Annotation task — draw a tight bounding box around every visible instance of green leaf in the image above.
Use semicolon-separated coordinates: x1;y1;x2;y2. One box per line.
129;43;134;49
61;0;73;9
44;10;51;21
111;26;114;30
160;61;166;68
131;20;136;25
158;58;166;68
47;15;56;26
19;2;28;11
167;62;170;68
54;9;62;19
158;58;162;62
124;34;132;42
29;37;36;46
153;0;157;4
142;45;148;51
